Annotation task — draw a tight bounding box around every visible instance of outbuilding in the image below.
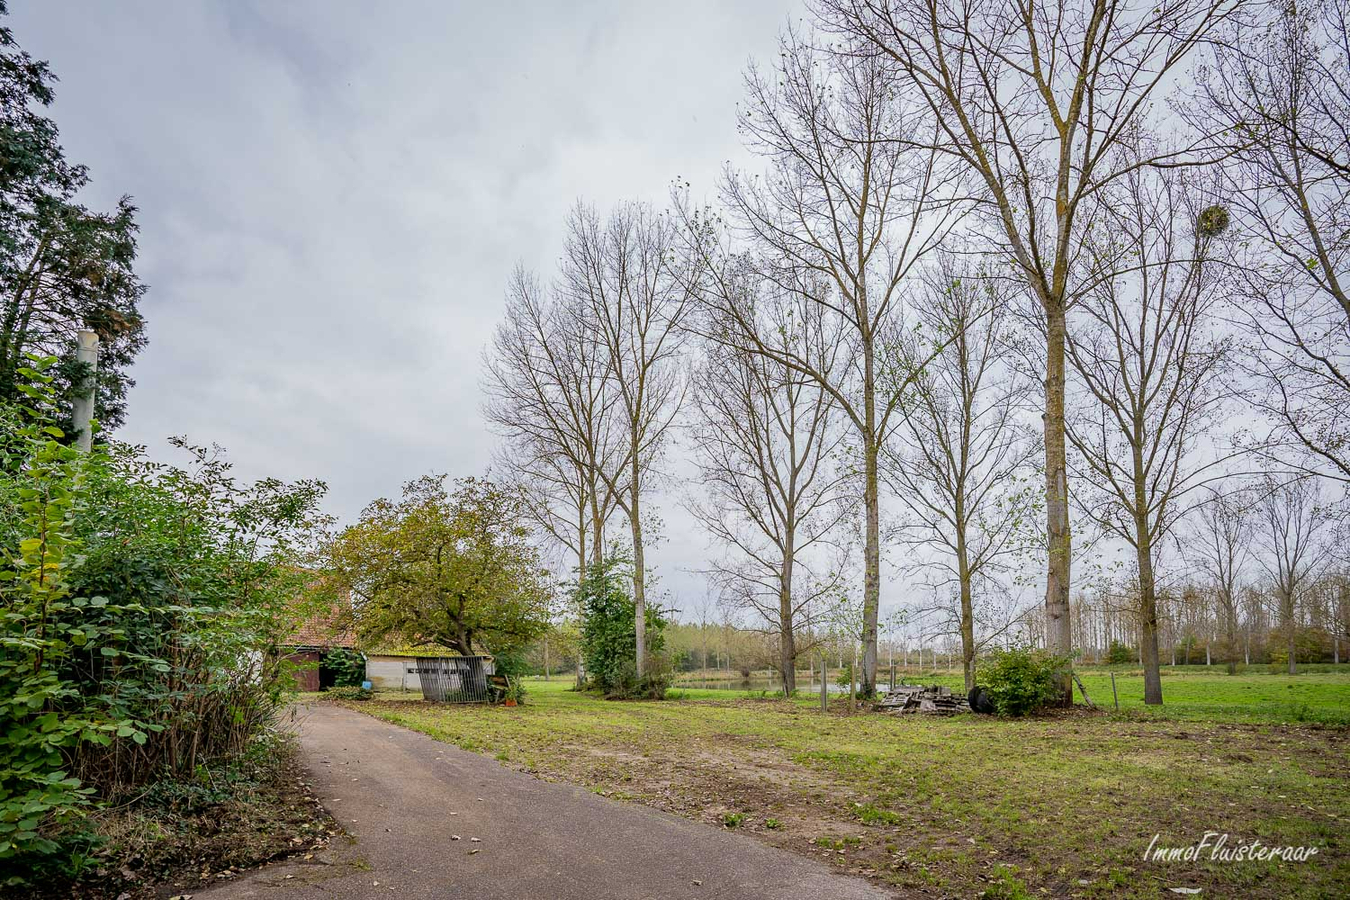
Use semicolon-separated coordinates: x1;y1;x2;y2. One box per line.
281;605;358;692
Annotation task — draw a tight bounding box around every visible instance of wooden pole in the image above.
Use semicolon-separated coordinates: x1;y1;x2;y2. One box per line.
819;654;828;713
1110;672;1119;711
849;642;857;713
1071;671;1097;709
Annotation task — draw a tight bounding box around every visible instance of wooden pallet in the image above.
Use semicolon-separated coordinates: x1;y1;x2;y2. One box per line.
876;684;970;715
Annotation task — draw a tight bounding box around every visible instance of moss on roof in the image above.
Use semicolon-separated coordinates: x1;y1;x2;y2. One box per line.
363;641;488;658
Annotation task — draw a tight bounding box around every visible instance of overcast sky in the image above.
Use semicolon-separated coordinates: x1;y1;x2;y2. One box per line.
11;1;819;614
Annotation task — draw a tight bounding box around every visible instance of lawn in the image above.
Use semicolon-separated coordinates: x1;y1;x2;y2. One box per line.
856;665;1350;726
345;670;1349;899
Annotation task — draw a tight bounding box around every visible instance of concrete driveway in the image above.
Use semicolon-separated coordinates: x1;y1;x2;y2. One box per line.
196;703;893;900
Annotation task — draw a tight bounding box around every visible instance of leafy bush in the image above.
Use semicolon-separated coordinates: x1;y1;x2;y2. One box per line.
328;686;372;701
1267;627;1331;669
599;660;670;700
836;661;855;692
323;649;366;688
576;557;668;699
492;647;529;681
1106;640;1135;664
502;678;527;705
0;357;325;881
980;647;1068;717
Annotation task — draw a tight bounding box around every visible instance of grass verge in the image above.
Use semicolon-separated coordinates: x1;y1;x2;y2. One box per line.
350;677;1348;899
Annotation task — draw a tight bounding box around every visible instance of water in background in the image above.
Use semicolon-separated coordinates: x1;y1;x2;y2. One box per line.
670;667;958;695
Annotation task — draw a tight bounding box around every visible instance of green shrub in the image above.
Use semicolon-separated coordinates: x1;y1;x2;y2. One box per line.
502;676;527;705
492;648;529;681
597;658;670;700
981;647;1067;717
0;356;324;881
328;686;372;701
1106;640;1135;664
1267;627;1332;668
576;557;668;700
836;661;855;692
323;649;366;688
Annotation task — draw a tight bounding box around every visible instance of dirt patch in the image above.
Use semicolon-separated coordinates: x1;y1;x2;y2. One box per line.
506;729;933;887
354;691;1350;897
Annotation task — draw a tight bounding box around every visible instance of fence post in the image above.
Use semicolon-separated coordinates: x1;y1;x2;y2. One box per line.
849;642;857;713
1110;672;1120;711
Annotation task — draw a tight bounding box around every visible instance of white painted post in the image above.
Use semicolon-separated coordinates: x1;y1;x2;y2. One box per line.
72;330;99;452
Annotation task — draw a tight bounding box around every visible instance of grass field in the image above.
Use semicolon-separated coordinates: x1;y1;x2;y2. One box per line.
670;664;1350;726
344;669;1349;899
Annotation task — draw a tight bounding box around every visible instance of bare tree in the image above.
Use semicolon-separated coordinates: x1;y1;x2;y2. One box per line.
816;0;1241;701
880;258;1037;691
1190;486;1253;675
1198;2;1350;483
679;30;959;695
483;267;620;586
1065;159;1231;704
1256;476;1332;674
688;274;853;694
561;201;690;678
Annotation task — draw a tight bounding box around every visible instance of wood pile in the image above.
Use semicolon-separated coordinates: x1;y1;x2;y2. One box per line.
876;684;970;715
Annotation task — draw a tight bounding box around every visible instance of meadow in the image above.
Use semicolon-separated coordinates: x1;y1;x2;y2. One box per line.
345;667;1350;898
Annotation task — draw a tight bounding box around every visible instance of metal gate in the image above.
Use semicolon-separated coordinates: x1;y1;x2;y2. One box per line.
410;656;494;703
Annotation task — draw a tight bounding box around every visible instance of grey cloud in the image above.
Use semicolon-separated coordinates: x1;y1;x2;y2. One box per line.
13;0;799;610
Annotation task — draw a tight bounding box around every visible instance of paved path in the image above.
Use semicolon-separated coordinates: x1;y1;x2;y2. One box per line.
197;703;892;900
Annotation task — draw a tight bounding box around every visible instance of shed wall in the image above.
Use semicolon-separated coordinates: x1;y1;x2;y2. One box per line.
366;656;421;692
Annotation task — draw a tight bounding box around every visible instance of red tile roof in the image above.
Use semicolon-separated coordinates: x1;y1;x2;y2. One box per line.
284;599;356;649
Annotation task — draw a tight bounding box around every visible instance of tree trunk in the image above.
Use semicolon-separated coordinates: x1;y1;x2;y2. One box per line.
577;500;590;690
1135;518;1164;706
779;551;796;695
630;467;646;679
588;474;605;568
861;427;880;698
955;532;976;692
1284;589;1297;675
849;641;858;713
1226;600;1238;676
577;502;588;585
1043;302;1074;703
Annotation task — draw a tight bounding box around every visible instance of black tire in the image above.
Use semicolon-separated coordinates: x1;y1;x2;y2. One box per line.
968;686;995;714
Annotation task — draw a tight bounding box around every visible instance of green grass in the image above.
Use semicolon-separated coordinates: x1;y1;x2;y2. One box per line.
666;663;1350;725
865;665;1350;725
345;672;1349;899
